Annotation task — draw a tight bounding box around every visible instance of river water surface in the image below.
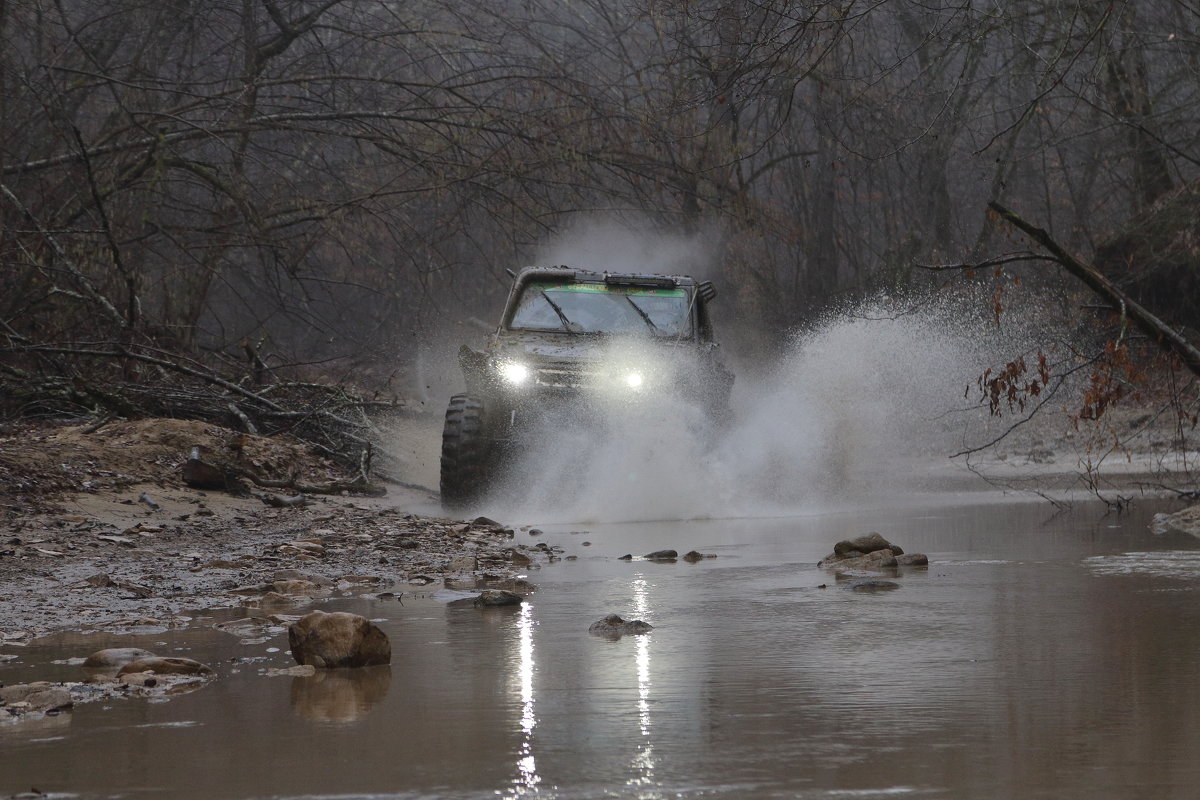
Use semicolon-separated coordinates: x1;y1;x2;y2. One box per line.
4;498;1200;799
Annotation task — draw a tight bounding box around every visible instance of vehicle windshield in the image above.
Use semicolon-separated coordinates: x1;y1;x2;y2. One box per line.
508;281;691;336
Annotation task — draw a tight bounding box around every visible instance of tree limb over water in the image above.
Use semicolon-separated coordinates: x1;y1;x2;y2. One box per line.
985;202;1200;380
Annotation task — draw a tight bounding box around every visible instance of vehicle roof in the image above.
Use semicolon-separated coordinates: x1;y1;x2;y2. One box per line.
512;265;701;287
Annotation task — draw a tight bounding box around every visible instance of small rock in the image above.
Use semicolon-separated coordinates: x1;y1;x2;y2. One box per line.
589;614;653;637
617;554;633;560
682;551;716;562
213;617;285;639
288;610;391;669
477;589;523;606
528;528;543;536
643;549;678;561
897;553;929;566
82;647;157;668
472;516;503;528
265;664;317;677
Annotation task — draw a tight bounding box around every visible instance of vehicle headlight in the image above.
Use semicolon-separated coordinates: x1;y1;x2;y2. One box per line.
624;371;644;389
500;362;530;385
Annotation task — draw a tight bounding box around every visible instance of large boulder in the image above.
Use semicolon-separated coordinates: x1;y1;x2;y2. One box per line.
287;610;391;669
833;532;894;557
819;548;898;571
820;532;926;571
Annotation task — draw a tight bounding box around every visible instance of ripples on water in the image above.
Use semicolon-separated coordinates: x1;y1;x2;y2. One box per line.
1085;551;1200;579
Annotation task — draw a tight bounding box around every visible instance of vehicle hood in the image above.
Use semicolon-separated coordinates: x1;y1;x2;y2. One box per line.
491;333;688;364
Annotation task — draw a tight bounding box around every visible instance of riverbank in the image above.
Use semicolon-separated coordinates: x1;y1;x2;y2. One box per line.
0;418;536;641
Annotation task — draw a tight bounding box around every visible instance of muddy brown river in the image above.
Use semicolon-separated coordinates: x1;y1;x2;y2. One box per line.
3;498;1200;799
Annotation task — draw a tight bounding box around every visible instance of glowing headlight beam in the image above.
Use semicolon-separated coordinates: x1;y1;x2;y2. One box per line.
500;362;530;385
625;372;644;389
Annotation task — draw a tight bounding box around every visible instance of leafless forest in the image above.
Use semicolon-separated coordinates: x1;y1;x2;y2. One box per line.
2;0;1198;469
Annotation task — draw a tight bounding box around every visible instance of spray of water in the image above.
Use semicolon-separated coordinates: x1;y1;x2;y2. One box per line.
479;290;1061;523
429;222;1081;523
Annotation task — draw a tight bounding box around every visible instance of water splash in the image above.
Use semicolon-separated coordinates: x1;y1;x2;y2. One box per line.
482;287;1071;523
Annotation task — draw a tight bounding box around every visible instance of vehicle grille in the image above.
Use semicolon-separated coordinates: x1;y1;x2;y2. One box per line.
534;365;599;389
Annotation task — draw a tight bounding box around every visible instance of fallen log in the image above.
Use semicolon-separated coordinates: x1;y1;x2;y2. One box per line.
182;448;385;497
988;202;1200;379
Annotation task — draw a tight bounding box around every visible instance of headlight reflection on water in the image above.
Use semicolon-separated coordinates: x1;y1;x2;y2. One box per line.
627;577;658;797
509;601;540;796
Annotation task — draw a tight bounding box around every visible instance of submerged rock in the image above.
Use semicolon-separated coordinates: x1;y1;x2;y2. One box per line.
896;553;929;566
82;647;157;668
845;580;901;592
446;589;523;607
588;614;653;637
682;550;717;562
116;657;214;677
1152;505;1200;536
288;610;391;668
0;682;73;716
643;549;678;561
266;664;317;677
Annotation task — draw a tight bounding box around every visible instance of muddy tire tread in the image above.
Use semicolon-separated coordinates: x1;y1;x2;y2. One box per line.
440;394;487;508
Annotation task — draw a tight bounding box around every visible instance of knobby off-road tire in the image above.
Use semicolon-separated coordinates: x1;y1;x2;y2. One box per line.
440;394;489;509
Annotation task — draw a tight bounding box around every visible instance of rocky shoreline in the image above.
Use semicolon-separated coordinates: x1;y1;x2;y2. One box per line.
0;484;539;642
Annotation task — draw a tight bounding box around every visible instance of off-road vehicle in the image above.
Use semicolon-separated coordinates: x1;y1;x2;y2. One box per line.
440;266;732;507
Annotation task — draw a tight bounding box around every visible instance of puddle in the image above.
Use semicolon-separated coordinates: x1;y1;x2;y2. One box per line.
3;500;1200;798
